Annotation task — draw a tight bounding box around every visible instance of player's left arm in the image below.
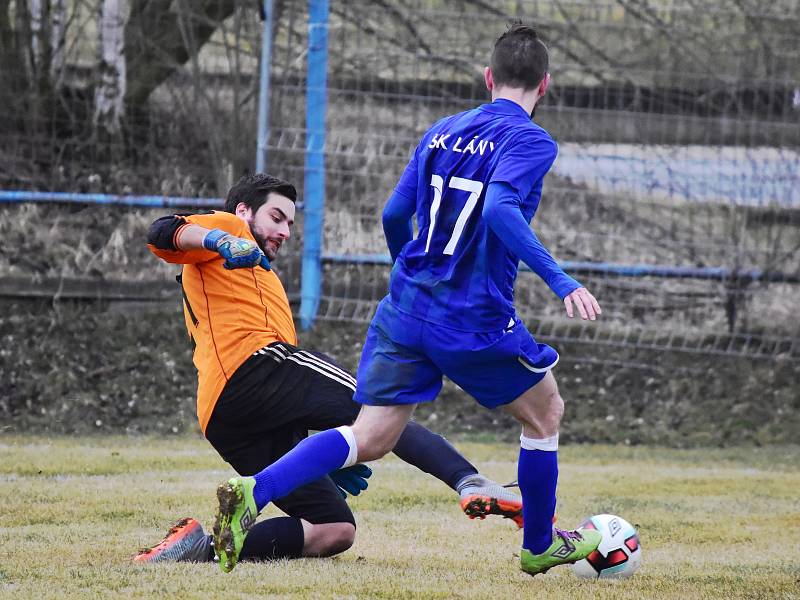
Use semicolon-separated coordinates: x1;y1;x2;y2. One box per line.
484;132;600;320
483;184;600;320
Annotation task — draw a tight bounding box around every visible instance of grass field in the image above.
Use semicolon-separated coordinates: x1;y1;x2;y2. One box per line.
0;436;798;599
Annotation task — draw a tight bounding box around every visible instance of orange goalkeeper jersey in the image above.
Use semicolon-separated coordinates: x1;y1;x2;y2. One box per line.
147;211;297;432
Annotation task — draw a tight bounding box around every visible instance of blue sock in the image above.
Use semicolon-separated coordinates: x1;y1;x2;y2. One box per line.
251;428;354;511
519;438;559;555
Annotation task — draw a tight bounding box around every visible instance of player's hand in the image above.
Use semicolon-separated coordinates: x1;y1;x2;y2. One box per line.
203;229;271;271
564;287;601;320
330;464;372;499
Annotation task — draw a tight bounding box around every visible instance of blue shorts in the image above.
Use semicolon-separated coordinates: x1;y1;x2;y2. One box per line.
354;298;559;409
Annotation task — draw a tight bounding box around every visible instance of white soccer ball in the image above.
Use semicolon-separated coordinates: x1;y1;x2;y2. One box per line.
570;514;642;579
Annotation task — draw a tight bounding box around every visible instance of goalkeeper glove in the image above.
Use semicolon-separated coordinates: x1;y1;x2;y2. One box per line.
203;228;271;271
330;464;372;499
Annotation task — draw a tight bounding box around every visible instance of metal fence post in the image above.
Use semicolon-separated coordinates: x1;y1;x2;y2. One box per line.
299;0;329;330
255;0;273;173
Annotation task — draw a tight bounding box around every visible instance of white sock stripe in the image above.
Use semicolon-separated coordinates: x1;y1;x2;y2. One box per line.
295;350;356;386
285;355;356;392
335;426;358;468
520;433;559;451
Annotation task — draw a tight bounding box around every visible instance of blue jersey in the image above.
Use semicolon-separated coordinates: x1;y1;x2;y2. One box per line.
388;98;559;331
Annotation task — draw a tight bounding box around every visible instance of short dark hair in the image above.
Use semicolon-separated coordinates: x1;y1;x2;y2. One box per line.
491;23;549;90
224;173;297;214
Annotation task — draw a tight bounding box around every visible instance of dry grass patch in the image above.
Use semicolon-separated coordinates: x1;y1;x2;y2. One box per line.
0;436;798;599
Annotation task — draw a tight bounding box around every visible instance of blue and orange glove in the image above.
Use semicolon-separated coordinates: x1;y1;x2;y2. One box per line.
203;228;271;271
330;464;372;499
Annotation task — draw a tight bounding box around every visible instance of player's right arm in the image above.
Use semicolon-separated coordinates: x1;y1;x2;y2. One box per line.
382;190;416;262
382;144;420;262
147;214;270;270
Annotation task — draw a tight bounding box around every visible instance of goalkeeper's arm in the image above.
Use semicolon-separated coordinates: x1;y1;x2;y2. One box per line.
147;216;270;270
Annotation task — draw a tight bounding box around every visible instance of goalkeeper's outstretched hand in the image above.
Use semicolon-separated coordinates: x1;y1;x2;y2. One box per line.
203;229;271;271
330;464;372;499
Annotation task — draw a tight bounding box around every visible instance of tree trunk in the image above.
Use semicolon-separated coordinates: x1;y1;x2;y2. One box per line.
50;0;67;89
27;0;43;78
94;0;129;135
0;1;23;108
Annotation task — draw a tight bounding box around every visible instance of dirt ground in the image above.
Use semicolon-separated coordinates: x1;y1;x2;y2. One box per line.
3;300;797;447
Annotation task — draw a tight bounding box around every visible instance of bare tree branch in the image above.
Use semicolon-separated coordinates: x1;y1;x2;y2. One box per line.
124;0;237;107
329;3;475;77
372;0;432;55
550;0;630;85
614;0;722;82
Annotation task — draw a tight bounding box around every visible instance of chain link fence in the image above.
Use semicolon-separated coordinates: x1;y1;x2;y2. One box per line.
1;0;798;367
269;0;800;363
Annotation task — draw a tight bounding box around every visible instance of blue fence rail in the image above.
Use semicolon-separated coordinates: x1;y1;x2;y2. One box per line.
2;190;796;287
320;254;800;284
0;190;224;209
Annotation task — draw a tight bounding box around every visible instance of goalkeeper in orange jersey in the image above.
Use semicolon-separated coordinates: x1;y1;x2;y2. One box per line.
134;173;523;565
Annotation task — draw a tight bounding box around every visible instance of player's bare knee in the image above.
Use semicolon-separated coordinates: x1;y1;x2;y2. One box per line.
534;393;563;436
352;423;395;461
322;523;355;556
302;522;355;558
355;432;393;462
507;382;564;437
351;405;414;462
550;393;564;426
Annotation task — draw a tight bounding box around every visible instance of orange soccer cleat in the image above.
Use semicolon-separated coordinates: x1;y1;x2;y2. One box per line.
133;517;211;564
458;475;525;528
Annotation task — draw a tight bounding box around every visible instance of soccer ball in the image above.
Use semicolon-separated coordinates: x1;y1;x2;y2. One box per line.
571;514;641;579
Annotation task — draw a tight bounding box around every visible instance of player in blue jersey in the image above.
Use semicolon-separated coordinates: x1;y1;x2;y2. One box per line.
211;24;603;576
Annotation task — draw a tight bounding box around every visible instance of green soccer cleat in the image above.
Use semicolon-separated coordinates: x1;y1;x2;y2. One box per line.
213;476;258;573
520;527;602;576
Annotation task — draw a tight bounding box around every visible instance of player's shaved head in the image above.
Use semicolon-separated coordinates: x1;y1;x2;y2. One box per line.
225;173;297;214
491;23;549;91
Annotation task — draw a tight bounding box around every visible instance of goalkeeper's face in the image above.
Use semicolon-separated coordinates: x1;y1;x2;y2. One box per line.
240;193;295;261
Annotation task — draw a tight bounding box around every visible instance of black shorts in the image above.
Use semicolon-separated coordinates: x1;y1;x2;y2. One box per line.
205;342;361;526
